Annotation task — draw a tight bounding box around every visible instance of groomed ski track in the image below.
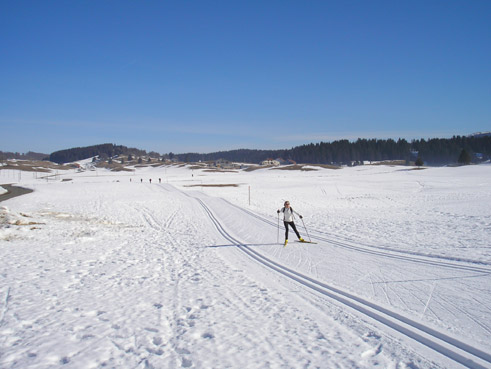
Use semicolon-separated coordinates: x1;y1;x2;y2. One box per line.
226;200;491;274
2;177;489;369
163;184;491;369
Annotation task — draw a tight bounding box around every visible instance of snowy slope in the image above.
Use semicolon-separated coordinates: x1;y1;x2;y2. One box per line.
0;164;490;368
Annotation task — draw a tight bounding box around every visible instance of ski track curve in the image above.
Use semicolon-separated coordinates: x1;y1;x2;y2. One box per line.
188;190;491;369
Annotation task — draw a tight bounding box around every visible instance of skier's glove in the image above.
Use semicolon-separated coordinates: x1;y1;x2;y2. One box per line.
277;210;280;214
299;215;303;219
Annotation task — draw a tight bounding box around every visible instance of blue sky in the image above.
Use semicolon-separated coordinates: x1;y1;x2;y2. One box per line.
1;1;490;154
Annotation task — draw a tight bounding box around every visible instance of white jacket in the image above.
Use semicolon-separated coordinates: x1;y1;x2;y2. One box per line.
281;207;301;222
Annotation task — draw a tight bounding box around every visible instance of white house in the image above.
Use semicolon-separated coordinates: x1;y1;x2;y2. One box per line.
261;159;280;166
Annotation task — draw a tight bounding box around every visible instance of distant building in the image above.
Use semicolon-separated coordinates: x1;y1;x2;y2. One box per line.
214;159;234;169
279;158;297;165
275;158;289;165
261;159;280;166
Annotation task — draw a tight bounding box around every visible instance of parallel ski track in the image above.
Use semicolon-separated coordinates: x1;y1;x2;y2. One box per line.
225;200;491;274
196;197;491;369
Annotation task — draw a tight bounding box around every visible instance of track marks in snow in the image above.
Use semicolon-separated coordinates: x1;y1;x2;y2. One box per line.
195;194;491;369
2;179;489;369
0;287;10;325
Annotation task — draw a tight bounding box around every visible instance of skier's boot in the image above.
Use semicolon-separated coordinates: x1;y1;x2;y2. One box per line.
299;237;305;242
284;239;288;247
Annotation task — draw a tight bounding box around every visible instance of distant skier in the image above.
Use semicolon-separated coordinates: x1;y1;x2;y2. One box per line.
277;201;305;246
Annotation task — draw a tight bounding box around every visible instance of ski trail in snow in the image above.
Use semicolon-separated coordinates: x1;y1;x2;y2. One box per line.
421;283;436;319
2;166;490;369
193;193;491;369
225;199;491;273
0;287;10;324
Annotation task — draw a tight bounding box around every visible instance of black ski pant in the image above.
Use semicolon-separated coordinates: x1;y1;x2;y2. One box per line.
284;221;301;240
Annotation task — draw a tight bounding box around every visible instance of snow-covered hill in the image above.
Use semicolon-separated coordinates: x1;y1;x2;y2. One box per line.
1;164;490;368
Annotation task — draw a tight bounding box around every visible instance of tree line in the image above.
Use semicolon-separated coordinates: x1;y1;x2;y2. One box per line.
49;144;148;164
9;135;490;165
175;135;491;165
0;151;48;161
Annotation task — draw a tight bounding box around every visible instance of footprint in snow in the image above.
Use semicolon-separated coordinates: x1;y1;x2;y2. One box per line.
181;357;193;368
361;343;382;358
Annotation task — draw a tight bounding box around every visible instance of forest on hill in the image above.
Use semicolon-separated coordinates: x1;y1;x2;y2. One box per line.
0;151;48;161
7;134;489;166
176;135;491;165
49;144;151;164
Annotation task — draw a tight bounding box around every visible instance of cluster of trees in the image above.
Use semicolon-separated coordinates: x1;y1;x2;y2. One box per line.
174;149;289;164
49;144;148;164
411;135;491;165
175;135;491;166
288;138;411;164
0;151;48;161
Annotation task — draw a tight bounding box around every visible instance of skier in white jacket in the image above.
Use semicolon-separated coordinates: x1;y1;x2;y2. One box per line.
277;201;305;246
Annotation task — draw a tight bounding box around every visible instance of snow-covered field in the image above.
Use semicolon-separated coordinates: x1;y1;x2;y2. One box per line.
1;163;490;368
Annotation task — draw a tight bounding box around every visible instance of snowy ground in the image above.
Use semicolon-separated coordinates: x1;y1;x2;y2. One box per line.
0;163;490;368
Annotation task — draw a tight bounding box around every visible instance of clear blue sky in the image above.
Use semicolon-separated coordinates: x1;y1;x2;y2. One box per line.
1;0;490;154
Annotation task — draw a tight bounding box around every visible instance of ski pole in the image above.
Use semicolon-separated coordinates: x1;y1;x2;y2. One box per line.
277;212;280;244
301;217;312;243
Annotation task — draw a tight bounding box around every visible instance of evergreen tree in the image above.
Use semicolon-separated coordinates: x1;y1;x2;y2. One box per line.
458;149;471;165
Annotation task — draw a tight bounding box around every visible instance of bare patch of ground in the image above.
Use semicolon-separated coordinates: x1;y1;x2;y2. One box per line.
244;166;269;172
96;162;135;172
203;169;239;173
271;164;341;171
0;160;72;172
368;160;407;166
183;184;239;188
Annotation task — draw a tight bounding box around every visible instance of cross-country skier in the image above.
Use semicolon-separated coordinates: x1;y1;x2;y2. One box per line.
277;201;305;246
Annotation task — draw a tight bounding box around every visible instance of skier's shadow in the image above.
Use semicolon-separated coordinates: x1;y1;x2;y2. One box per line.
205;243;279;248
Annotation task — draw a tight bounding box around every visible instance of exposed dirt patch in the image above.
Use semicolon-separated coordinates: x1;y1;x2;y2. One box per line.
0;160;72;172
244;166;269;172
189;165;208;170
183;184;239;188
271;165;318;171
271;164;319;172
203;169;239;173
368;160;407;166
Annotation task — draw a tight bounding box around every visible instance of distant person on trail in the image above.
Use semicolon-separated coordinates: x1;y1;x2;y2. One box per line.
277;201;305;246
